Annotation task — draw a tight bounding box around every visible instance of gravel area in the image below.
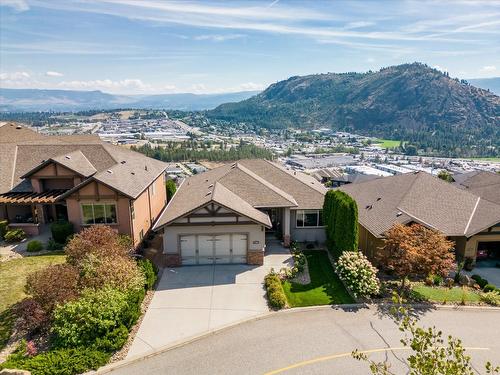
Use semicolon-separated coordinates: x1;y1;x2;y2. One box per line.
289;257;311;285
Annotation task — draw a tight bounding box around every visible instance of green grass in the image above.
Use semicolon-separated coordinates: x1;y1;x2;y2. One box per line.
282;251;354;307
0;252;66;349
411;283;481;304
373;139;403;149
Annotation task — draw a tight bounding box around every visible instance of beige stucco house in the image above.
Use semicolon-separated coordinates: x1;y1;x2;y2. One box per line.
338;171;500;266
153;159;327;266
0;123;167;247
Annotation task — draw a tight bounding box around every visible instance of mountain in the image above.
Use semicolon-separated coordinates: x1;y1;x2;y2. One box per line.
468;77;500;96
209;63;500;156
0;88;259;112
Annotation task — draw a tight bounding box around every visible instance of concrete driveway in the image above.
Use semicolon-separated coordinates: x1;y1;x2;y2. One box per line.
127;240;291;358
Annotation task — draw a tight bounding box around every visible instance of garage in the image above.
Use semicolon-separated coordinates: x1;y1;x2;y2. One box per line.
179;233;248;265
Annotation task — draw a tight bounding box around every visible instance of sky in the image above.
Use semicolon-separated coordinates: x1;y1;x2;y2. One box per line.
1;0;499;94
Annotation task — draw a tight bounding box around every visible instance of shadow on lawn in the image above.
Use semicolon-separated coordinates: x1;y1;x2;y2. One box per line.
287;250;354;305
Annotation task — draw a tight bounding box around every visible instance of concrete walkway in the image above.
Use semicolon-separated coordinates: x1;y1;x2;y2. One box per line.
126;240;291;358
0;226;52;261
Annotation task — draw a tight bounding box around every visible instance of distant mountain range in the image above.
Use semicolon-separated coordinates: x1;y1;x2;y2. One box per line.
468;77;500;96
208;63;499;155
0;88;259;112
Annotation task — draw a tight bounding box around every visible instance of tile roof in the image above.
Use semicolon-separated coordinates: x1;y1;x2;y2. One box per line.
154;159;326;229
0;123;167;198
339;171;500;238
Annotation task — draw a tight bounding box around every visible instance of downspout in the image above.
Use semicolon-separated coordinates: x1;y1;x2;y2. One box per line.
129;200;135;247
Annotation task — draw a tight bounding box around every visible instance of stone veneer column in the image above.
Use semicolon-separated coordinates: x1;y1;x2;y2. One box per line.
283;207;291;247
247;249;264;265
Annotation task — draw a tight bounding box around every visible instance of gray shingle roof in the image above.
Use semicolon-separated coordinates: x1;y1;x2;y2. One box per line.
453;171;500;205
153;159;326;229
339;171;500;238
0;123;167;198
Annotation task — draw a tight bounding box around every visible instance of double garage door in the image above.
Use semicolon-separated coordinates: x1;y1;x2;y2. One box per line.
180;233;248;265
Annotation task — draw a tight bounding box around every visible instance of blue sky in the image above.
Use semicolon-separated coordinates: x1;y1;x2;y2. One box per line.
1;0;499;94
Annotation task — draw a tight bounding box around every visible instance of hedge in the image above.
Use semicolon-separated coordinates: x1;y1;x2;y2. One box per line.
264;273;287;309
138;259;158;290
0;342;110;375
50;221;74;244
323;190;359;257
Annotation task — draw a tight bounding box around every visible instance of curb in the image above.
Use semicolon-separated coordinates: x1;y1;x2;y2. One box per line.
95;302;500;373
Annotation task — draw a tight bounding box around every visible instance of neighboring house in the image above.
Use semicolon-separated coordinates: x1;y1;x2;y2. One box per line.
453;170;500;205
0;123;167;247
338;171;500;265
153;159;327;266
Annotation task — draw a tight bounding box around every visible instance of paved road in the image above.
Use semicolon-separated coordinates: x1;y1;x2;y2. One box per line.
102;306;500;375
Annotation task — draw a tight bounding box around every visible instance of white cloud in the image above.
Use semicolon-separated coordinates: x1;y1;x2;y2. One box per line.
194;34;245;42
57;78;152;93
0;71;31;81
238;82;265;91
1;0;29;12
480;65;497;72
45;71;64;77
366;57;375;63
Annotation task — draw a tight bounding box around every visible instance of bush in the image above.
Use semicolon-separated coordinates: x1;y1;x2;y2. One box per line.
50;221;74;244
15;299;49;333
52;286;141;349
93;324;129;352
264;272;287;309
471;275;489;289
27;240;44;252
65;226;130;266
335;251;380;298
483;284;497;293
25;263;80;313
138;259;158;290
46;239;64;251
0;220;8;239
4;228;27;242
480;291;500;306
0;341;110;375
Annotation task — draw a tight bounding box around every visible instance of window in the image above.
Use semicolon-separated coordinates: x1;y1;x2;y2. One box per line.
296;210;323;227
81;203;117;225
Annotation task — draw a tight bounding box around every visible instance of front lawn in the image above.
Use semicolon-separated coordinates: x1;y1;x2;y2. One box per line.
0;253;66;350
411;283;482;304
282;251;354;307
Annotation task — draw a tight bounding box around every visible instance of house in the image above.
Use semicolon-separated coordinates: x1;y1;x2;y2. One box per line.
338;171;500;265
453;170;500;205
153;159;327;266
0;123;168;247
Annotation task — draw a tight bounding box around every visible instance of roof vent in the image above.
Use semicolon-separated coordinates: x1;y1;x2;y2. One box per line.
145;165;148;171
65;155;71;160
107;170;113;174
396;211;403;217
208;184;214;188
366;205;372;210
205;191;212;196
376;197;381;201
121;160;126;164
16;125;22;129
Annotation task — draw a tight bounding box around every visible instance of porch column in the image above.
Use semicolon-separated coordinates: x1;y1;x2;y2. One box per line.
283;207;291;247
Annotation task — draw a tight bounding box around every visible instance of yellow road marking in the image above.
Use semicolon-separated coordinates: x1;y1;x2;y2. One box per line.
264;347;490;375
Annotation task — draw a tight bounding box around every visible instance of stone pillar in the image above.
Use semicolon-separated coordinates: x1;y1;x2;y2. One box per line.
164;254;181;267
247;248;264;265
283;207;291;247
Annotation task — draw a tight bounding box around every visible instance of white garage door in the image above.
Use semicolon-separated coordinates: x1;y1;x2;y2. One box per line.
179;234;248;265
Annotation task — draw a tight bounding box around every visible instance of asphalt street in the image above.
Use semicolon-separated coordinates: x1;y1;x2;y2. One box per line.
101;305;500;375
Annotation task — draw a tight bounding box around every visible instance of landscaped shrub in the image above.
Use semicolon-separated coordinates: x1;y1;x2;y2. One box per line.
65;226;131;266
480;291;500;306
138;259;158;290
471;275;489;289
51;286;142;348
92;324;129;352
166;179;177;202
483;284;497;293
335;251;380;298
46;239;64;251
27;240;44;252
15;299;49;333
264;272;287;309
0;220;8;239
4;228;27;242
0;340;110;375
25;263;80;313
50;221;74;244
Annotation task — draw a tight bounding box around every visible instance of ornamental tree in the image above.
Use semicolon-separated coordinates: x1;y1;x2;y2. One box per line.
166;179;177;202
380;223;456;288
